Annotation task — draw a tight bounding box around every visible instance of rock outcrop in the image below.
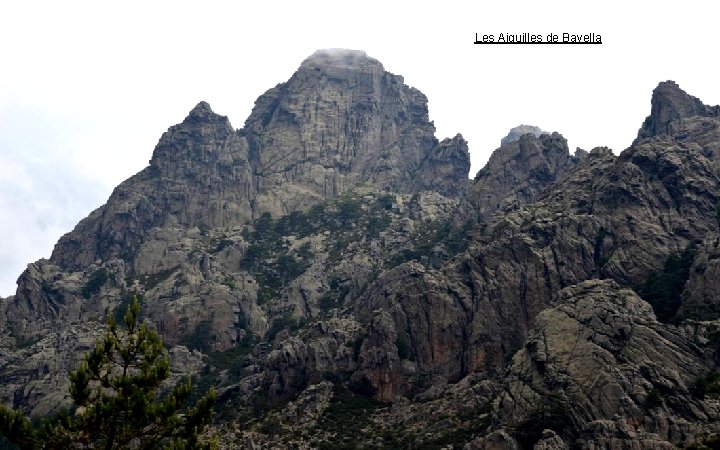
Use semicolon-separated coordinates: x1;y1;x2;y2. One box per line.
678;234;720;321
493;280;716;447
244;49;471;211
500;124;547;146
462;131;577;223
50;103;255;271
637;80;720;141
352;122;720;403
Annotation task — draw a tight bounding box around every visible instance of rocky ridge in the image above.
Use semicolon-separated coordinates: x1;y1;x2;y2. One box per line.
3;52;720;449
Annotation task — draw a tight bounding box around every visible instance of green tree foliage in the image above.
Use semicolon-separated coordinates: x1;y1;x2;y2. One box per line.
253;212;275;238
690;372;720;400
635;244;696;323
0;297;216;449
388;220;471;269
395;336;411;360
511;392;571;449
81;268;109;299
336;197;362;226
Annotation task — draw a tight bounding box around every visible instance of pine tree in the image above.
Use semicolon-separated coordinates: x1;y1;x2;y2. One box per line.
0;297;216;449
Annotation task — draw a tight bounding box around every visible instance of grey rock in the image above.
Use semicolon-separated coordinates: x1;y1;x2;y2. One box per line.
465;429;519;450
533;430;568;450
493;280;715;447
578;419;678;450
637;81;720;142
463;132;577;223
678;234;720;321
244;48;470;212
501;124;547;146
281;381;333;426
48;49;470;273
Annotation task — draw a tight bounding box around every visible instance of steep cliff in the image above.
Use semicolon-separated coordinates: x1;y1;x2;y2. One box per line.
637;80;720;142
243;49;471;214
0;49;471;420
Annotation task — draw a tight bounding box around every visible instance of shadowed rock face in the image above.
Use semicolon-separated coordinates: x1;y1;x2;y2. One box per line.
635;80;720;177
4;62;720;449
679;235;720;321
637;80;720;141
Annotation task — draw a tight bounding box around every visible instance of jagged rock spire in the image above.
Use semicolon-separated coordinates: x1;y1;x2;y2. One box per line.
636;80;719;141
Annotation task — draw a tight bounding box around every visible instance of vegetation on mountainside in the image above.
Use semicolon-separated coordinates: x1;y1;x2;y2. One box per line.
239;191;469;305
634;244;696;323
511;392;571;450
245;380;492;450
237;192;389;310
81;268;109;299
388;218;472;269
691;372;720;400
0;297;216;450
312;384;381;449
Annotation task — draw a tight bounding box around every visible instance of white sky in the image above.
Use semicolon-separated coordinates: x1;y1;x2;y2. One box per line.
1;0;718;297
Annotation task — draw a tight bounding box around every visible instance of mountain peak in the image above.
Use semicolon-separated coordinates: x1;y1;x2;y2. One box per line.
299;48;383;71
7;54;720;450
182;101;228;125
636;80;719;140
500;124;547;146
189;100;213;115
240;49;468;204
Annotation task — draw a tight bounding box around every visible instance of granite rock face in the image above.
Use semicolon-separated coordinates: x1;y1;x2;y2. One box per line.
463;131;577;223
493;280;716;446
678;234;720;321
500;124;547;146
243;49;470;215
636;81;720;178
353;116;720;403
1;49;471;423
2;58;720;449
637;80;720;141
50;49;470;272
50;102;255;271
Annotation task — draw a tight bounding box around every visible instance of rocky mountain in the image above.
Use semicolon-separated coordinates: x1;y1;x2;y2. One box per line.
49;49;470;273
500;125;547;146
636;80;720;142
2;50;720;449
461;131;577;223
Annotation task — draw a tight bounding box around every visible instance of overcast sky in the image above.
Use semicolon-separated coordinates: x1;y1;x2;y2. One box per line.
1;1;718;297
